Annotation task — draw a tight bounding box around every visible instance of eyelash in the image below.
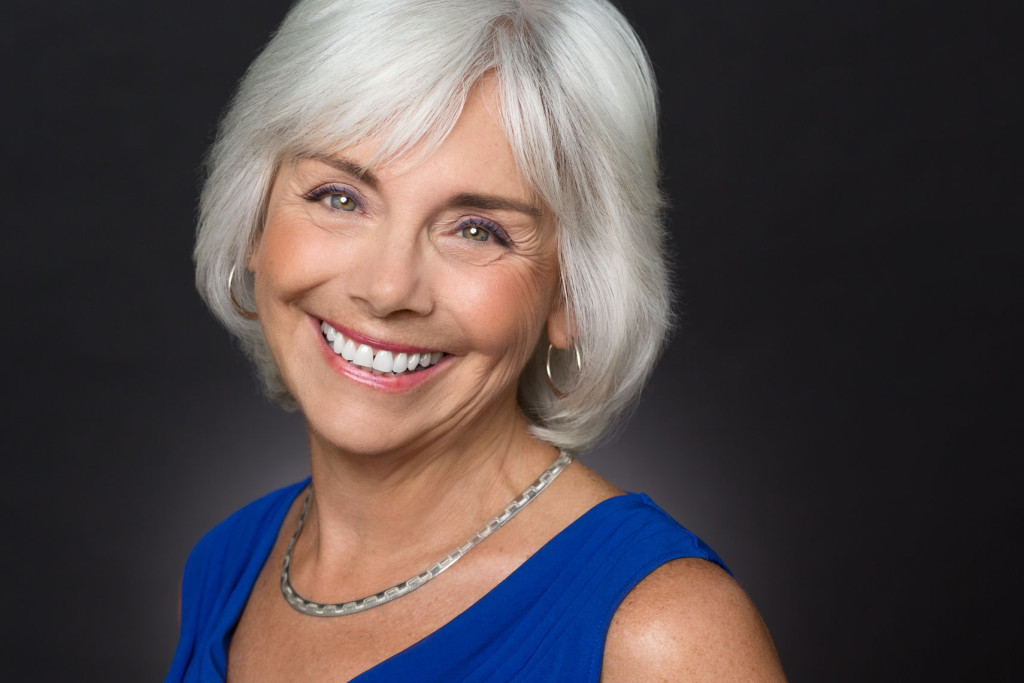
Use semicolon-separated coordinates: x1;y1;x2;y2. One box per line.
305;184;364;212
303;184;513;247
460;219;512;247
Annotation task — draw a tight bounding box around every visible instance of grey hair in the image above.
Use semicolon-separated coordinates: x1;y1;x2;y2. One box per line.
196;0;671;452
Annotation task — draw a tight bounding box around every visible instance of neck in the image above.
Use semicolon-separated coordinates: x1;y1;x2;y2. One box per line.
297;402;560;590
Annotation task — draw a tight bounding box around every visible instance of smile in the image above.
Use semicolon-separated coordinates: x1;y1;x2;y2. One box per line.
320;321;445;376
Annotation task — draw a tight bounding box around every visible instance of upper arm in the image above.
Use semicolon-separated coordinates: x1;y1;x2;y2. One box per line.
601;558;786;682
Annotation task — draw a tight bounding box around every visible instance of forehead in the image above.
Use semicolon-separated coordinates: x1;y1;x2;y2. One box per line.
306;78;539;205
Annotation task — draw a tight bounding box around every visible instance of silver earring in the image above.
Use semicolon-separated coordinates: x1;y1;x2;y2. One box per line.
546;343;582;398
228;265;258;320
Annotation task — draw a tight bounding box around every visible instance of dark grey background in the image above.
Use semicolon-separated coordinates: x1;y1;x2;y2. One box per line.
3;1;1019;680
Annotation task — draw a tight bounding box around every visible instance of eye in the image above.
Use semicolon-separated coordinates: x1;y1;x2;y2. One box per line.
304;184;363;212
459;219;512;246
329;193;357;212
462;224;491;241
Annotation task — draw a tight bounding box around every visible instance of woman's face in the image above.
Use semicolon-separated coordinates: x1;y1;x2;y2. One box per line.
249;79;565;456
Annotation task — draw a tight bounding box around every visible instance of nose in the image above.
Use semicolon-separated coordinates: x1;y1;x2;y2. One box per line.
346;224;432;318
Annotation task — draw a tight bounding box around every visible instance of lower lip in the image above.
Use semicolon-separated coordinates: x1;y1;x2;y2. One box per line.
313;319;447;392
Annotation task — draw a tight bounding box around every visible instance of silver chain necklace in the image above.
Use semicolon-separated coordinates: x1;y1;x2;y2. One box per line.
281;450;573;617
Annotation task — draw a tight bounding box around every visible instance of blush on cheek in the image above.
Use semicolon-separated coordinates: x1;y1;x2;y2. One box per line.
257;219;335;293
468;267;555;365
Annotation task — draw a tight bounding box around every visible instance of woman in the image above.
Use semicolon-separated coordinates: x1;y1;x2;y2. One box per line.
168;0;785;680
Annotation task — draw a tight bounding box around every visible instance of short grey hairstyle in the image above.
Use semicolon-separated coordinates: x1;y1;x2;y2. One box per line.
196;0;671;452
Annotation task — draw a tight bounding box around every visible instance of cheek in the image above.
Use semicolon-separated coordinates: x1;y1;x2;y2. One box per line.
453;260;558;361
253;213;333;299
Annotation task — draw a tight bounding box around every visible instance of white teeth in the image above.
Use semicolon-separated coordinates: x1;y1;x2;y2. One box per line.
372;350;394;373
353;344;375;368
320;322;443;375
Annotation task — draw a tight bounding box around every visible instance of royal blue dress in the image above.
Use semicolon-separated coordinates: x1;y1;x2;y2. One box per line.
166;479;727;682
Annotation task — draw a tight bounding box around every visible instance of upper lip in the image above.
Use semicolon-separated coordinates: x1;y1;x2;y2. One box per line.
317;318;442;355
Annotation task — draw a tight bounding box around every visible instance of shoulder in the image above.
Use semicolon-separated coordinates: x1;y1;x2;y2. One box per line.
178;479;308;620
186;479;308;576
602;558;786;682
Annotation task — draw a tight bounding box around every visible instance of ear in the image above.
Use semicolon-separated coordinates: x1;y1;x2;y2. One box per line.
546;294;574;349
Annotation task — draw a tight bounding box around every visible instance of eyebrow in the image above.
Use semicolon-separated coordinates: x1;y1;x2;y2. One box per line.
449;193;543;219
306;154;380;190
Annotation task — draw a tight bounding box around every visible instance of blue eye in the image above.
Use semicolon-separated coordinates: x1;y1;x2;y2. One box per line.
329;193;357;211
462;224;490;241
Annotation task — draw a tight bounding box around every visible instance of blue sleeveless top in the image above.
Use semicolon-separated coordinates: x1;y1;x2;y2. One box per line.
166;479;727;682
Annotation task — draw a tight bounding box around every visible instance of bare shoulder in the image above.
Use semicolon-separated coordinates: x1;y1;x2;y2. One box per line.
602;558;786;682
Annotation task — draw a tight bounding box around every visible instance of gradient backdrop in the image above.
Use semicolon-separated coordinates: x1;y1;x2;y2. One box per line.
4;1;1019;680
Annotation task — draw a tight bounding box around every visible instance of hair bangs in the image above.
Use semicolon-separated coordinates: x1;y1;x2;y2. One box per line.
257;0;513;169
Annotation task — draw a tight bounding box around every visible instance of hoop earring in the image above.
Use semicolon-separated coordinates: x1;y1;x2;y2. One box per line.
228;265;258;320
546;343;582;398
